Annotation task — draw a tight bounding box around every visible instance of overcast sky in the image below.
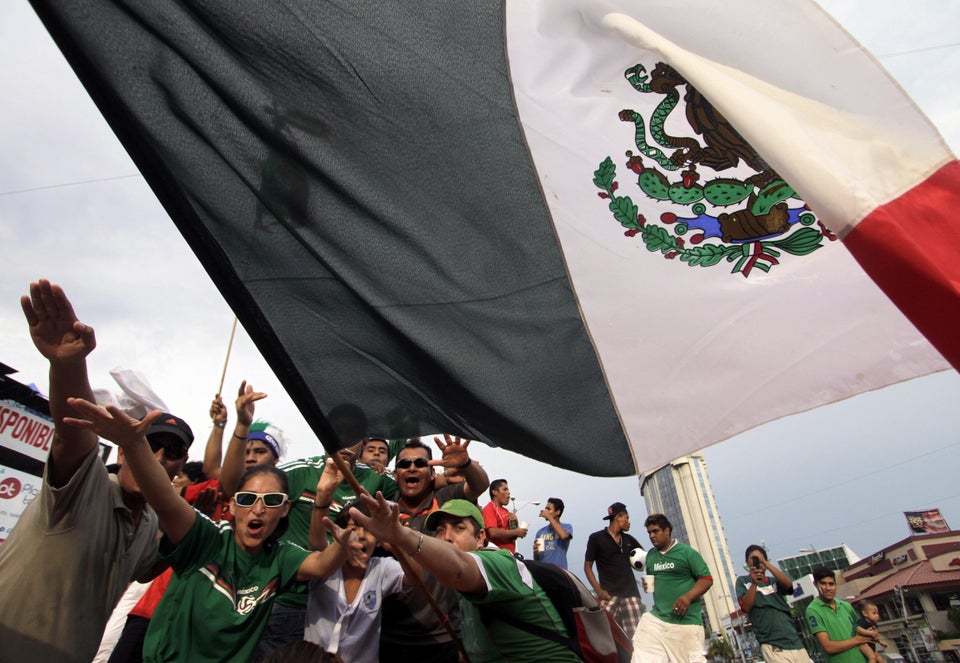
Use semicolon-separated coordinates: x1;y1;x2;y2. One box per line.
2;0;959;590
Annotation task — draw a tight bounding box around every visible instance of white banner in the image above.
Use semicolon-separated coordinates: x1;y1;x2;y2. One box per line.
0;400;54;464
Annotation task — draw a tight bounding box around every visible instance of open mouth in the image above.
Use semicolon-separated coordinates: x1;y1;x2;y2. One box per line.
400;475;424;493
247;519;265;536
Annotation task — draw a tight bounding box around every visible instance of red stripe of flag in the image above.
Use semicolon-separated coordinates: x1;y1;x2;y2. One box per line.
844;160;960;370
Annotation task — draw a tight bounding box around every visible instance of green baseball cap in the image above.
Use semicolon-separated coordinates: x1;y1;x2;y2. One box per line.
424;499;485;533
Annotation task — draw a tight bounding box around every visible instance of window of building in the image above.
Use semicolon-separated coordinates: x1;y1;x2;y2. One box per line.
906;595;923;615
930;591;958;611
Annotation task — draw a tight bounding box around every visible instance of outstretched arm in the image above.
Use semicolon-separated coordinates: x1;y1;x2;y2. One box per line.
218;380;266;499
352;491;486;593
64;401;196;544
20;280;99;487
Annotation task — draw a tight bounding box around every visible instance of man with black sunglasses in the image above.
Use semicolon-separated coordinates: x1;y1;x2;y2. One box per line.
0;280;193;663
393;437;488;530
380;436;489;663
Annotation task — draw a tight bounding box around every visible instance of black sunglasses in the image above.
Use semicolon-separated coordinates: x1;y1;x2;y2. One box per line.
149;438;187;461
395;457;430;469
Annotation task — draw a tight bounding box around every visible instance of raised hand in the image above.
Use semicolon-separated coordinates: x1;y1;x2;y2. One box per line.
210;395;228;426
192;486;221;518
353;491;403;544
20;280;96;363
235;380;266;427
64;398;161;449
430;434;471;469
324;517;365;567
316;457;344;502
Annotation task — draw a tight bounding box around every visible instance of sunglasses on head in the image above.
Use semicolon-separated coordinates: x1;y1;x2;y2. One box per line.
148;438;187;461
233;491;289;508
395;457;430;469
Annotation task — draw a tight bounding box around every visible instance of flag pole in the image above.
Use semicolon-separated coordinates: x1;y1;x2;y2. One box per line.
217;316;238;397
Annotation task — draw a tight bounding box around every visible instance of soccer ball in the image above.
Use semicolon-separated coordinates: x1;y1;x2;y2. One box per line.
629;547;647;572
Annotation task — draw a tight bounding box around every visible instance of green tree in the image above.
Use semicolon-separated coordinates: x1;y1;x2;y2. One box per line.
707;636;735;663
948;606;960;632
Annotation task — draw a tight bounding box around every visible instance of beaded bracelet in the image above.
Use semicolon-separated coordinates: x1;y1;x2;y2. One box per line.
412;532;424;558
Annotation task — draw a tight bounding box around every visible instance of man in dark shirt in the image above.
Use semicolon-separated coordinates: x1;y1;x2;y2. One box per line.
736;544;812;662
379;437;489;663
584;501;644;639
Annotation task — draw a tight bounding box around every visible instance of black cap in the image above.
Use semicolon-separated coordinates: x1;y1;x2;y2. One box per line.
603;501;628;521
146;413;194;448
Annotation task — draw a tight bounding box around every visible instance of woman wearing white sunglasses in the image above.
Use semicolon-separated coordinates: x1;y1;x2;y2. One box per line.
65;400;362;663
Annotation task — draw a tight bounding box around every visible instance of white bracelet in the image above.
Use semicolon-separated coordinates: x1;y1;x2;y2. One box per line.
411;532;424;558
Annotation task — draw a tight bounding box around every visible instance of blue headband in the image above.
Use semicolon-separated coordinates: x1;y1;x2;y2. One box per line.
247;430;280;458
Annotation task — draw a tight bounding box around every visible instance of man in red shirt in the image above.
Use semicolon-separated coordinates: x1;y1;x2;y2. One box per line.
481;479;528;552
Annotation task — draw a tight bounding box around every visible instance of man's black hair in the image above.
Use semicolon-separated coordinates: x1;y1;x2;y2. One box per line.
398;439;432;460
335;499;371;529
547;497;564;517
489;478;507;500
644;513;672;531
181;460;207;484
745;544;767;562
812;566;835;583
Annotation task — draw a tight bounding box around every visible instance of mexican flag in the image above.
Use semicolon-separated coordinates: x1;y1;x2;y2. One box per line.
28;0;955;475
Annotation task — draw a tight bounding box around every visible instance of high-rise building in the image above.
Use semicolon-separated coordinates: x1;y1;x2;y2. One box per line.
639;453;739;634
776;544;859;581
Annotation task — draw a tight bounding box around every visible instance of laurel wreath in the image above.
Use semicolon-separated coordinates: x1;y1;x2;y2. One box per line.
593;157;828;276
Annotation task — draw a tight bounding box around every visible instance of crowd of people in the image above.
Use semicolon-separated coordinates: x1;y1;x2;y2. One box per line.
0;280;888;663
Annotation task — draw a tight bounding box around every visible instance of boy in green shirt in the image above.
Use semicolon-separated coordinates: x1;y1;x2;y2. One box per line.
805;567;877;663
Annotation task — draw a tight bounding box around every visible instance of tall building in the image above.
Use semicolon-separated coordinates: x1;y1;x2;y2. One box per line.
776;544;859;581
640;453;739;634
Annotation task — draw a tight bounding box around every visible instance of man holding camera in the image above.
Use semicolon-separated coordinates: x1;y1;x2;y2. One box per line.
736;545;812;662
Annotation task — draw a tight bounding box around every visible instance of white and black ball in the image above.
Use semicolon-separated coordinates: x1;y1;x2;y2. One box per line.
629;547;647;572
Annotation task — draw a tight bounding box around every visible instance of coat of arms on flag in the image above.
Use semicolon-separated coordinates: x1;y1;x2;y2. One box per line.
595;61;837;278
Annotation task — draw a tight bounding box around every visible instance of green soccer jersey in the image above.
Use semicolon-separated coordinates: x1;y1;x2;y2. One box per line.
145;513;311;663
275;455;399;608
460;548;580;662
806;597;860;663
646;540;712;626
735;574;804;649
